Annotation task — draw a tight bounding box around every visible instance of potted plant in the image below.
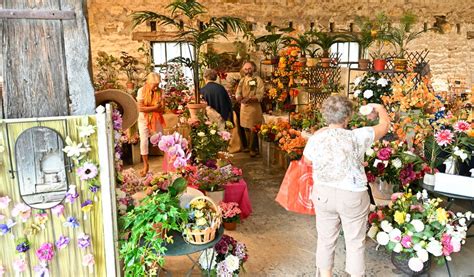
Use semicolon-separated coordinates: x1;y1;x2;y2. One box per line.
310;31;349;67
254;24;287;65
119;51;140;90
199;235;249;276
386;12;426;71
368;189;472;275
283;31;316;66
369;12;391;71
219;202;242;230
353;16;377;69
132;0;249;108
119;177;188;276
93;51;121;90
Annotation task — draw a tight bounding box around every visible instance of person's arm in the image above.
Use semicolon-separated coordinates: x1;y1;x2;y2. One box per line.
235;79;244;102
136;88;161;113
370;104;391;141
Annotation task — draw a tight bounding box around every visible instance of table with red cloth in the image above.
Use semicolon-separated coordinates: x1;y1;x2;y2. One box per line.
223;179;253;219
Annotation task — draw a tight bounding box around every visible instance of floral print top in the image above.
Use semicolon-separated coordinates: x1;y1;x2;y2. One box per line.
303;127;374;192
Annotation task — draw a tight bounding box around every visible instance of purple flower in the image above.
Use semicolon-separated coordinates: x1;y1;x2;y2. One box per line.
76;162;98;181
65;186;79;203
377;147;392;161
81;200;93;208
205;160;217;169
63;217;79;228
55;235;70;249
0;219;16;235
77;233;91;249
89;185;100;193
401;235;413;248
36;243;54;262
216;261;232;277
16;242;30;253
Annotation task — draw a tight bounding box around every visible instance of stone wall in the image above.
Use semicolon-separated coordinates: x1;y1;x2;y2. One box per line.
87;0;474;87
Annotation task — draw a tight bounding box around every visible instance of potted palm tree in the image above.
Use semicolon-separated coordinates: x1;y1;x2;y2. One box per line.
369;12;391;71
310;31;349;67
386;12;425;71
131;0;248;116
353;16;377;69
254;24;288;65
283;31;315;67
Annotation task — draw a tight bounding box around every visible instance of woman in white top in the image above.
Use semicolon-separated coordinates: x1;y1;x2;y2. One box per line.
137;72;165;176
303;96;390;277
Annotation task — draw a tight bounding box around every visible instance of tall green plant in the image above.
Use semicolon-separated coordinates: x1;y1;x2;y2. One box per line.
386;12;425;58
353;16;377;59
310;32;350;58
282;32;317;58
93;51;121;90
132;0;249;103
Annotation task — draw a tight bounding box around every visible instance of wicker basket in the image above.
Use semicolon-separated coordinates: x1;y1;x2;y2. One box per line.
183;196;222;245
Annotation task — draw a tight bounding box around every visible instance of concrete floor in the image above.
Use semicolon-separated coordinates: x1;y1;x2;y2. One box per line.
133;153;474;276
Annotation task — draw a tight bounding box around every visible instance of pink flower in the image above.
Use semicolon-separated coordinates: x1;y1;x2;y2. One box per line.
401;235;413;248
377;147;392;160
0;265;5;276
76;162;98;181
391;192;404;202
36;243;55;262
150;133;162;145
11;203;31;222
441;234;454;256
0;196;11;209
410;204;424;212
12;258;27;273
453;120;470;132
82;253;95;267
51;204;64;217
435;129;454;146
218;131;231;141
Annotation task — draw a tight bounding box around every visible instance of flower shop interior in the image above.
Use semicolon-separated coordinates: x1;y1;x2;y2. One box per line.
0;0;473;276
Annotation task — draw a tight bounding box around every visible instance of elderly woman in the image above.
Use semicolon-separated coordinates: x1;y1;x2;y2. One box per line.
303;96;390;277
137;72;165;176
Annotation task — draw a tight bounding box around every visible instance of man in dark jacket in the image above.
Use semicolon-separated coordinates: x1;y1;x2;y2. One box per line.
200;69;233;122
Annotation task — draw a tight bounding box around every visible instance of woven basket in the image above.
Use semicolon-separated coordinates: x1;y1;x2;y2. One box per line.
183;196;222;245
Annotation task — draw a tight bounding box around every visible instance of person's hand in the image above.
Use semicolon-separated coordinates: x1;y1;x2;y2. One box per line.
241;97;250;104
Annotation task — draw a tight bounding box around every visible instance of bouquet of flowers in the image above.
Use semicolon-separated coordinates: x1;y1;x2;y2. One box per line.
190;113;231;163
278;129;307;160
365;140;429;191
219;202;241;223
268;47;301;105
368;189;472;273
352;72;392;104
185;198;220;232
199;235;248;276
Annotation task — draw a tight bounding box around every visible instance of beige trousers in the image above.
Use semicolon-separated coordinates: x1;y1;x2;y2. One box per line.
313;185;370;276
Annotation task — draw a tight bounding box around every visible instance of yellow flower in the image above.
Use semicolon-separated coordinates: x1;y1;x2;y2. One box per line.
196;218;207;226
394;211;406;225
436;208;448;225
194;210;204;218
191;200;206;210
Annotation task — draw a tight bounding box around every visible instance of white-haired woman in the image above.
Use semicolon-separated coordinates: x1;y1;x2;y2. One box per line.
303;95;390;277
137;72;165;176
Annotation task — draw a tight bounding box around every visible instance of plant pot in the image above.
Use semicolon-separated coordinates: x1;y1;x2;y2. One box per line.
393;58;408;72
187;103;207;121
391;252;431;276
320;58;331;68
126;82;135;90
373;59;386;71
369;178;393;200
271;56;279;65
423;173;435;188
306;58;318;67
358;59;370;70
223;222;237;231
205;190;225;204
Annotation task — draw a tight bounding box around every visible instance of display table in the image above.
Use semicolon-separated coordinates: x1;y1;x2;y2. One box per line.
263;113;289;123
223;179;253;219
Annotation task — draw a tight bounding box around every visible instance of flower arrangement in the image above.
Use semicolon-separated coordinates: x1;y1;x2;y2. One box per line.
151;132;191;169
352;72;392;104
160;63;193;113
257;120;291;143
365;140;429;191
219;202;241;223
278;129;307;160
186;163;242;192
268;47;301;105
368;189;472;273
199;235;248;276
184;198;220;232
290;109;325;131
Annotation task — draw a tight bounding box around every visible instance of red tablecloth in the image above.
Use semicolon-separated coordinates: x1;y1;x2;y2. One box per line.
224;179;253;219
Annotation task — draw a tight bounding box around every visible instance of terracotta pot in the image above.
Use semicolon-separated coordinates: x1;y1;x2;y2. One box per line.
126;82;135;90
223;222;237;231
373;59;386;71
306;58;318;67
358;59;370;70
187;103;207;121
393;58;408;72
320;58;331;68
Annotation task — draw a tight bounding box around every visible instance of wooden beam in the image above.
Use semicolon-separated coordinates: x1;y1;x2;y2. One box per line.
0;9;75;20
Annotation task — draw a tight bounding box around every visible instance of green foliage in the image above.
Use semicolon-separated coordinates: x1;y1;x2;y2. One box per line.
93;51;121;90
119;51;140;82
386;12;425;58
190;112;229;163
424;135;444;170
309;31;350;57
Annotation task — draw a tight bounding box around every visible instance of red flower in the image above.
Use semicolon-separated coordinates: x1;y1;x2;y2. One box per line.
368;212;378;224
366;172;376;183
377;147;392;160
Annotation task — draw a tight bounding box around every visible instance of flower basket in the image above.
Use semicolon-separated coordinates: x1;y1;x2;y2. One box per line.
391;252;431;276
205;190;225;204
183;196;222;245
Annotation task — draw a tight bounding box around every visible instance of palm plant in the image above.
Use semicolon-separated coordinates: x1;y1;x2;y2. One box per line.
310;31;350;58
131;0;249;103
253;24;288;59
386;12;425;58
282;31;316;58
353;16;377;59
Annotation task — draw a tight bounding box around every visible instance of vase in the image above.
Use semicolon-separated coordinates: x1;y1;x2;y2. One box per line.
373;59;386;71
358;59;370;69
205;190;225;204
369;178;393;200
391;252;431;276
223;222;237;231
187;103;207;121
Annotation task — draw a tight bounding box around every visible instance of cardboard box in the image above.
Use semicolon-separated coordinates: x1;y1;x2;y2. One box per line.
434;173;474;197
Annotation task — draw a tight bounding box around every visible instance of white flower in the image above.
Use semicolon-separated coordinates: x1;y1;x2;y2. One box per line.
210;129;217;135
197;132;205;137
78;125;95;138
63;137;88;160
410;219;425;232
368;225;379;239
199;249;217;270
426;240;443;256
391;158;402;169
389;229;402;242
377;78;389;87
353;77;363;86
376;232;390;245
417;249;429;262
422;190;428;199
466;211;472;220
369;77;376;81
393;243;403;253
413;243;423;252
366;148;375;156
405;213;411;223
446;256;452;261
248;80;256;86
451;237;462;252
354;89;362;97
453;147;468;162
178;105;184;110
359;105;373;115
363;89;373;99
416;191;422;200
380;220;393;233
408;257;424;272
224;254;240;272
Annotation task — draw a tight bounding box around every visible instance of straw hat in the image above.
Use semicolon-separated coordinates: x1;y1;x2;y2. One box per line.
95;89;138;129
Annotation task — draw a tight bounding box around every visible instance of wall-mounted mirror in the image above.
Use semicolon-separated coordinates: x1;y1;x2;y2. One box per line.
15;127;68;209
